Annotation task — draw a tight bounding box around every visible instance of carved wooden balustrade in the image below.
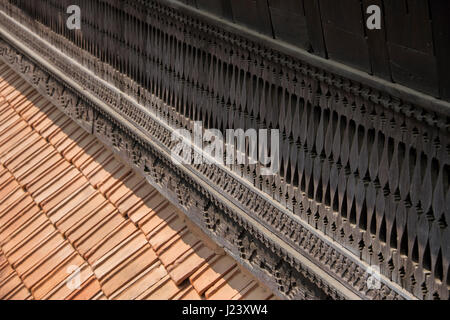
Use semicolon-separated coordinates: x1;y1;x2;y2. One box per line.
0;0;448;300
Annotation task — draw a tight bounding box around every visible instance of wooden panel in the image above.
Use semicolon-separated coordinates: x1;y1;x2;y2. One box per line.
196;0;233;20
429;0;450;100
229;0;273;37
267;0;310;50
319;0;371;72
303;0;327;57
384;0;439;96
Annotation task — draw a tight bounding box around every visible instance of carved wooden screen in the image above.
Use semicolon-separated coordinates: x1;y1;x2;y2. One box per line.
0;0;448;300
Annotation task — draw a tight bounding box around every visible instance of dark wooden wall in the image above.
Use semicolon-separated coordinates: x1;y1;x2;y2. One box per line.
178;0;450;102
